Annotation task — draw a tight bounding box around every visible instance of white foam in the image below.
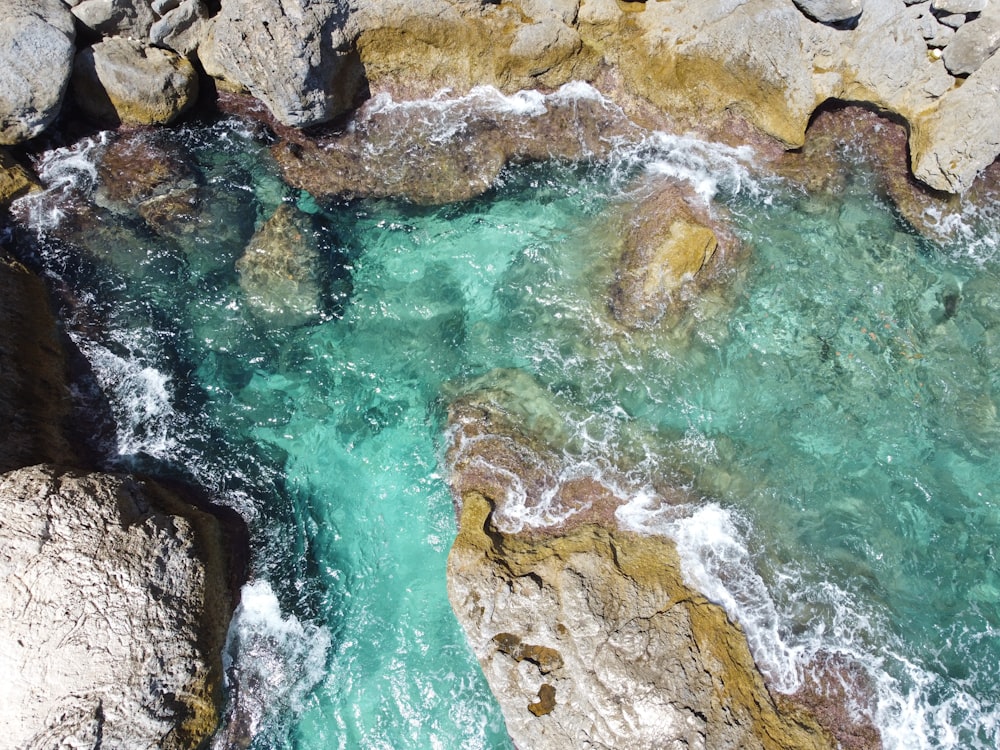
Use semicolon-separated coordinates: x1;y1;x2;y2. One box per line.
73;334;179;459
219;580;332;742
13;133;108;231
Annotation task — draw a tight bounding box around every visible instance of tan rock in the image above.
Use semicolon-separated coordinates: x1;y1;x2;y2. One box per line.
0;149;40;208
71;37;199;126
609;181;729;329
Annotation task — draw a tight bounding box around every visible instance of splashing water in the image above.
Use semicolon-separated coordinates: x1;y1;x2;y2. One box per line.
8;87;1000;749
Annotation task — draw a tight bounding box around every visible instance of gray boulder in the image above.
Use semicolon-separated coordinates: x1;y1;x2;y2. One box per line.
931;0;987;12
0;464;234;749
69;0;157;39
942;7;1000;75
209;0;364;127
793;0;864;24
72;36;199;125
151;0;212;56
0;0;76;144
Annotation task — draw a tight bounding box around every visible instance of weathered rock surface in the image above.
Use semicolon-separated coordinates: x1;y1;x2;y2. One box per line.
444;381;843;750
0;464;234;750
793;0;864;24
72;36;199;125
0;0;76;144
69;0;157;40
150;0;212;56
0;253;77;473
273;83;639;204
208;0;364;127
941;4;1000;75
236;203;331;326
610;181;731;329
0;149;40;208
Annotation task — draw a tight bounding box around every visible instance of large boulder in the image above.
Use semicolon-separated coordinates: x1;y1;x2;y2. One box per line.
792;0;864;25
0;0;76;144
72;36;199;126
941;5;1000;76
0;465;236;750
151;0;213;57
68;0;157;39
208;0;364;127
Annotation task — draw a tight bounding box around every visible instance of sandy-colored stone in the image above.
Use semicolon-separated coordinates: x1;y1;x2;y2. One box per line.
0;149;40;208
72;36;199;126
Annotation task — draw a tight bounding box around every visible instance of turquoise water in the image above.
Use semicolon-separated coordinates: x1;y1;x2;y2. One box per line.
10;92;1000;749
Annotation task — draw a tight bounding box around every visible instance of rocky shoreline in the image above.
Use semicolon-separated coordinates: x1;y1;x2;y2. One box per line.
3;0;1000;748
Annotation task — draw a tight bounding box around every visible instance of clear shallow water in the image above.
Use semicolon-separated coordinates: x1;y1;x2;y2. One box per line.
9;91;1000;749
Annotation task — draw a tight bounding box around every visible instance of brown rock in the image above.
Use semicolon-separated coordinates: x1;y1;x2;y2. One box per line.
0;149;41;208
609;180;732;329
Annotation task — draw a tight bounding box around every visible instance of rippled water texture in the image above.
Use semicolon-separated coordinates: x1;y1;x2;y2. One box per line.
9;88;1000;749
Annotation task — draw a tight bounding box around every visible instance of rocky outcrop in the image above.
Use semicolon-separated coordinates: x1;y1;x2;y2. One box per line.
72;36;199;126
0;464;235;750
444;378;849;750
0;241;245;749
207;0;364;127
69;0;158;40
793;0;864;24
0;149;40;208
0;0;76;144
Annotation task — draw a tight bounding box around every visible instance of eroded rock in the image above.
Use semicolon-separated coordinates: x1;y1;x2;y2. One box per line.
208;0;365;127
609;180;734;329
70;0;157;39
0;0;76;144
71;36;199;126
0;465;235;750
793;0;864;25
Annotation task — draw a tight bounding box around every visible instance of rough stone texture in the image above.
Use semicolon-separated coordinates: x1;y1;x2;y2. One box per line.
932;0;987;12
150;0;212;56
208;0;365;127
71;36;199;126
0;465;233;750
0;0;76;144
0;149;40;208
0;254;77;473
69;0;157;39
911;48;1000;192
235;204;329;326
941;6;1000;75
792;0;864;24
609;181;726;329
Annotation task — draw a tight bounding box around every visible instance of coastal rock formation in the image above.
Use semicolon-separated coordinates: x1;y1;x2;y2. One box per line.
793;0;864;24
69;0;157;40
0;149;40;207
150;0;212;57
444;381;841;750
207;0;364;127
0;465;234;750
72;36;199;126
0;0;76;144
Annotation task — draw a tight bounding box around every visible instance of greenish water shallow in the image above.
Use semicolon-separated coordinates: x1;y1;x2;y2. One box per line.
10;98;1000;749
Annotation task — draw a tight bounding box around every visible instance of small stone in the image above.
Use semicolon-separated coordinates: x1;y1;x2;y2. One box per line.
937;12;970;28
792;0;864;25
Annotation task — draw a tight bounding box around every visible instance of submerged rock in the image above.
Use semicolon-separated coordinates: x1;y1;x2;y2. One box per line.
71;36;199;126
444;381;847;750
0;465;236;750
236;204;334;327
609;180;733;329
0;0;76;144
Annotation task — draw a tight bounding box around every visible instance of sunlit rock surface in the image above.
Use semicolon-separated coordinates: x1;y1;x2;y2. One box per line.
72;36;199;126
0;465;234;750
0;0;75;144
444;379;846;750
